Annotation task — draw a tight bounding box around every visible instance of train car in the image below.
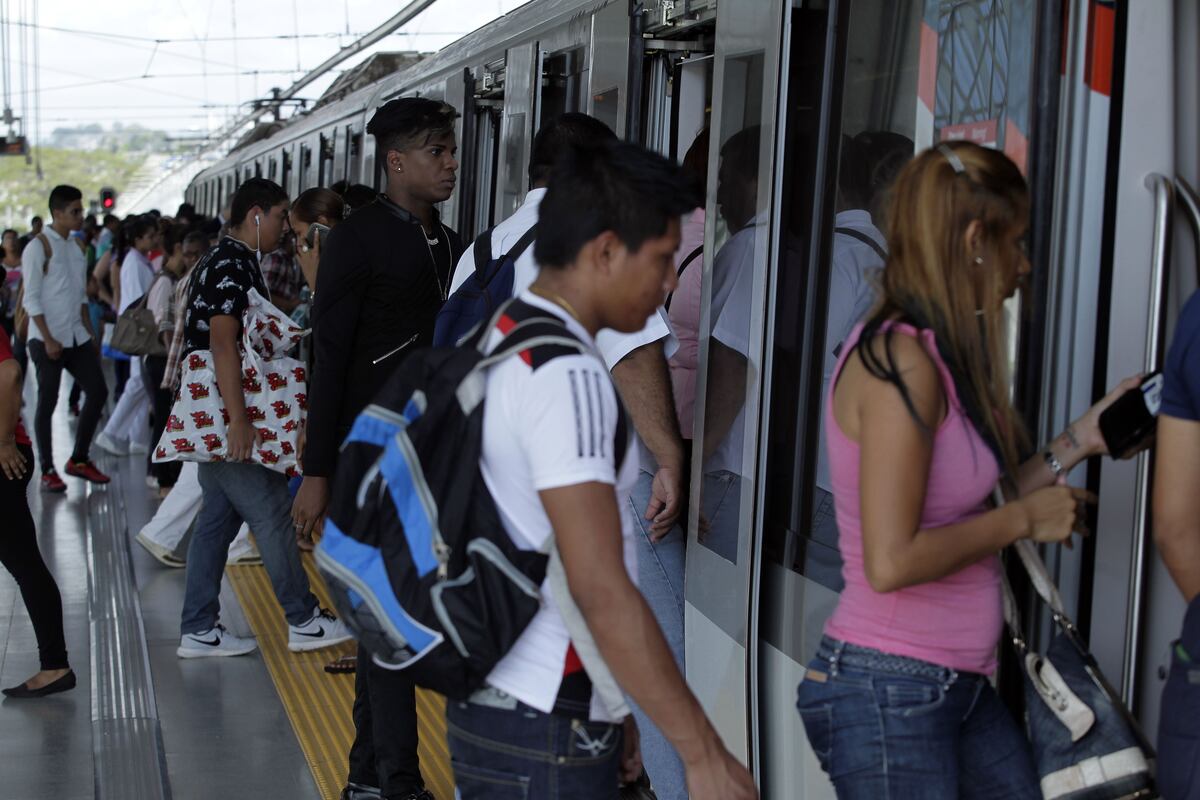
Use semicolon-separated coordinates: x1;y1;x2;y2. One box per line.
186;1;1199;796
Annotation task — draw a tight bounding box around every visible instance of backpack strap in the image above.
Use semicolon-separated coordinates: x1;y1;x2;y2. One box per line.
834;226;887;261
502;226;537;267
35;233;51;274
665;245;703;312
471;227;495;278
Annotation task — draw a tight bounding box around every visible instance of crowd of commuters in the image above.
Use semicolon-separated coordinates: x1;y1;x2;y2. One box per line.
2;93;1199;800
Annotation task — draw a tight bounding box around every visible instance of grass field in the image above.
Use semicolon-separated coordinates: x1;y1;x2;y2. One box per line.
0;147;147;231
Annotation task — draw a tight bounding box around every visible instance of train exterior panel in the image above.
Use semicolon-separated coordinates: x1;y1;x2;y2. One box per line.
184;1;1198;796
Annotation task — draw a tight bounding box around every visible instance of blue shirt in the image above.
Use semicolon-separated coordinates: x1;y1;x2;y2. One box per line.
1162;289;1200;421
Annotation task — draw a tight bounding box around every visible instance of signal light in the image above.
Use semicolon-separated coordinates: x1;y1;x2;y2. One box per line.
100;186;116;210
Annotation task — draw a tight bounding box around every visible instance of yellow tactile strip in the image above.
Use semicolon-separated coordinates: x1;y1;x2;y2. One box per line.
227;555;456;800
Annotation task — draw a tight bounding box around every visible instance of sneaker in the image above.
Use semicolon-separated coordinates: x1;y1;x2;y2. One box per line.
288;608;354;653
177;624;257;658
64;459;111;484
40;471;67;493
135;530;186;568
128;440;150;455
93;431;128;455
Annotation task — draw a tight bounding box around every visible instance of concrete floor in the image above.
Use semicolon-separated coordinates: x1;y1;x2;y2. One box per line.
0;370;321;800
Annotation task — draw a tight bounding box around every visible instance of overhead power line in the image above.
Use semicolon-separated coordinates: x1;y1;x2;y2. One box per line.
12;20;466;45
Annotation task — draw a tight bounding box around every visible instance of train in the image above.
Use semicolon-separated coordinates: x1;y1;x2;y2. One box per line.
186;1;1199;796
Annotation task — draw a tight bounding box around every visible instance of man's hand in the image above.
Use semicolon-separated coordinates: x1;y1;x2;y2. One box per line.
226;418;259;462
620;716;643;785
291;476;329;541
44;336;63;360
645;462;684;540
684;746;758;800
0;439;27;480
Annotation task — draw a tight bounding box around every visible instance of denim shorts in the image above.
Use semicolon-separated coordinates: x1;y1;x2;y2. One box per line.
796;637;1039;799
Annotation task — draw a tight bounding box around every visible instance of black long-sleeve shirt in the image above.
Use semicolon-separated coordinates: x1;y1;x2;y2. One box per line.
303;196;462;477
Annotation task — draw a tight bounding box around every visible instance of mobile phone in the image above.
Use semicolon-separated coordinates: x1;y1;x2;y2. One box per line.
1098;372;1163;459
305;223;330;251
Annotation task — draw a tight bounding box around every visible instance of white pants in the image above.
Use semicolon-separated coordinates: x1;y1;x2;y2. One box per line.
139;461;254;558
103;358;151;445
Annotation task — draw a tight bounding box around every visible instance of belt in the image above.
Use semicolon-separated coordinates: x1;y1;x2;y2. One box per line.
816;636;982;688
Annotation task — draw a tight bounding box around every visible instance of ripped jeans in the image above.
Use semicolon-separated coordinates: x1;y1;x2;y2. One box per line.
447;687;624;799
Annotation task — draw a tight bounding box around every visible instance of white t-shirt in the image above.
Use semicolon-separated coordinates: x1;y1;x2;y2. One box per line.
480;291;639;722
450;188;678;471
119;248;155;314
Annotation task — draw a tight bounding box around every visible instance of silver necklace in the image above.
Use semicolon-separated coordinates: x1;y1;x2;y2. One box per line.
422;223;449;301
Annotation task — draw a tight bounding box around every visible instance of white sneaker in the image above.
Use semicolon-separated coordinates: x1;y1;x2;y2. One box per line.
287;608;354;653
128;439;150;455
93;431;128;455
177;624;257;658
135;530;185;568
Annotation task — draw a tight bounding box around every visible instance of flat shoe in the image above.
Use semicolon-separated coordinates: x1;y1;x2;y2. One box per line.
2;670;76;698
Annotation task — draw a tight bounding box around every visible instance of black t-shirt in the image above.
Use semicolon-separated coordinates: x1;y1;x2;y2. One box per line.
183;236;269;355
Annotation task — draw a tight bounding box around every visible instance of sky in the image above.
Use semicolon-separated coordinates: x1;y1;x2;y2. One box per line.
1;0;529;143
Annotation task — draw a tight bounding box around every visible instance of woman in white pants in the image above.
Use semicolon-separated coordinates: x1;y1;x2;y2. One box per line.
136;461;259;567
96;216;159;455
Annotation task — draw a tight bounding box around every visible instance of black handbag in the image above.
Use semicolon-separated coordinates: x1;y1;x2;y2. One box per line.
1003;538;1156;799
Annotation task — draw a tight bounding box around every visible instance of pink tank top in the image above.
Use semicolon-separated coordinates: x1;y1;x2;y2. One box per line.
824;322;1004;674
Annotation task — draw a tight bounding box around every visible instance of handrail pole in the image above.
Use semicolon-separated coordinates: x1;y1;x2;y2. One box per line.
1121;173;1173;710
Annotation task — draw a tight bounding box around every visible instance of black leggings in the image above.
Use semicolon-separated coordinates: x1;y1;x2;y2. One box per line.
0;443;69;670
143;355;180;487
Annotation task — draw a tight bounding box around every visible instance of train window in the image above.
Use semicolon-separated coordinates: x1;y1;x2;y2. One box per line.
299;143;312;191
268;156;278;181
691;51;769;566
319;133;335;187
539;47;586;128
349;130;362;183
281;149;293;196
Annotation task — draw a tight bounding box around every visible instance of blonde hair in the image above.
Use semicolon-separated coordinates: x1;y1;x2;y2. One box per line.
857;140;1030;477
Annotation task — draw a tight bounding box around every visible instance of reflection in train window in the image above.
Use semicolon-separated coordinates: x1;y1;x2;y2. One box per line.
694;53;766;566
592;87;619;133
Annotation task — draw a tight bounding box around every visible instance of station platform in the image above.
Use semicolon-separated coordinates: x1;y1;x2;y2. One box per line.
1;381;453;800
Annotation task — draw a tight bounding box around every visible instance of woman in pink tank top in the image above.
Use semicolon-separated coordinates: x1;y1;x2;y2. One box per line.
796;141;1142;799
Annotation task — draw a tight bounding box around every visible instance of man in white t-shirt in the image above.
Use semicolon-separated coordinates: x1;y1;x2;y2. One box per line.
447;141;756;800
449;114;692;797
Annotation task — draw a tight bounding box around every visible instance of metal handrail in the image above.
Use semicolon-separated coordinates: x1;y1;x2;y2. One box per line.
1121;173;1174;709
1174;175;1200;286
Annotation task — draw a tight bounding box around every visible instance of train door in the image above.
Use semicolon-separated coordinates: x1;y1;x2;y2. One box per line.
497;44;535;222
1082;0;1199;738
693;1;1051;794
684;0;787;768
587;0;630;135
458;60;505;242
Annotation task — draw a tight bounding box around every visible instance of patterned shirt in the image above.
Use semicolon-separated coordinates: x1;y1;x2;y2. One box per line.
182;236;269;356
259;247;303;304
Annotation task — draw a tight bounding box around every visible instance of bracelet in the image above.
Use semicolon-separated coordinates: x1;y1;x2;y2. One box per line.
1043;449;1065;478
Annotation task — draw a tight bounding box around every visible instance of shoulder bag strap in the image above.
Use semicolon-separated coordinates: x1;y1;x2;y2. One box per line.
665;245;704;312
35;233;51;273
834;226;887;262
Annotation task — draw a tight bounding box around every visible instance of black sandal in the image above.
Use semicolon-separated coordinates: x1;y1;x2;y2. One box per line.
324;655;356;674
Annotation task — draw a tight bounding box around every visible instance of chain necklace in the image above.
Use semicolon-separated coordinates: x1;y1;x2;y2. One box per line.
421;222;450;301
530;285;583;325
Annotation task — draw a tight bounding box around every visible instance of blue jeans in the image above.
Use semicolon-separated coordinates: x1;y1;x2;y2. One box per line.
446;688;624;799
1158;596;1200;800
796;637;1039;799
180;460;318;635
626;469;687;800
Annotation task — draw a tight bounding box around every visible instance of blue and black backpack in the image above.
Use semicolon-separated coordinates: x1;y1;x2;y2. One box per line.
316;299;602;698
432;226;537;347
